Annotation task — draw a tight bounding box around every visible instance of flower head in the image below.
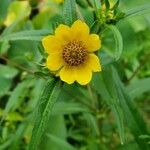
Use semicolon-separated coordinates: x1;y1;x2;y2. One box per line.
42;20;102;85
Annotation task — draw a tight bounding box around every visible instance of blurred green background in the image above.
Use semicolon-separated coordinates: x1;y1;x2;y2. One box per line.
0;0;150;150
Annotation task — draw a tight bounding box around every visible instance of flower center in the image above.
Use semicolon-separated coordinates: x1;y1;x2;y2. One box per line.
62;40;87;66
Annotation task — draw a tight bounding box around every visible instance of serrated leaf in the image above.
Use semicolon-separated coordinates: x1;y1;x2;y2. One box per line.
29;79;62;150
63;0;77;25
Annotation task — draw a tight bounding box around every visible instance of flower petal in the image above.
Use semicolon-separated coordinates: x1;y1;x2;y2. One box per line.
59;66;76;84
55;24;71;44
71;20;90;41
46;54;64;71
86;34;101;52
87;54;101;72
42;35;62;54
75;65;92;85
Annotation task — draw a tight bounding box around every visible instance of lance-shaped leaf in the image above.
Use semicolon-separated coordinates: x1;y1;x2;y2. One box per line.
29;79;62;150
63;0;77;25
124;3;150;19
0;30;51;42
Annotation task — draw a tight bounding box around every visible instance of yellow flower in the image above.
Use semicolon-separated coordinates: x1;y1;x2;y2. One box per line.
42;20;102;85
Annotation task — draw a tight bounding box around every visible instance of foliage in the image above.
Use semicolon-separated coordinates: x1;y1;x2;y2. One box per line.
0;0;150;150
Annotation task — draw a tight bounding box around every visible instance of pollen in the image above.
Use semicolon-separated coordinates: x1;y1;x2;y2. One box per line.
62;40;88;66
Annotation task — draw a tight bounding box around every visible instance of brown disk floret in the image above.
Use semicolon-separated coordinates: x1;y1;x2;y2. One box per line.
62;40;87;66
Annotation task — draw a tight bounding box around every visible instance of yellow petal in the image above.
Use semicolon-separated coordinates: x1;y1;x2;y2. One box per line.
71;20;90;41
75;65;92;85
42;35;62;54
55;24;71;44
86;34;101;52
60;66;76;84
87;54;101;72
46;54;64;71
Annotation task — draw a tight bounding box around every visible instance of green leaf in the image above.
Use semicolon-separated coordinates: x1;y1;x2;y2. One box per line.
52;102;90;115
11;117;31;150
1;79;32;122
90;21;100;33
93;0;101;11
0;138;13;150
0;110;23;122
63;0;77;25
29;79;62;150
0;30;51;42
91;68;125;144
112;67;149;150
105;0;110;11
84;113;100;136
124;3;150;18
0;0;11;25
0;77;11;98
111;0;119;11
117;142;139;150
0;64;18;98
112;105;124;145
4;1;31;27
76;0;89;8
0;64;18;79
40;115;67;150
0;41;10;55
92;66;150;149
127;78;150;99
107;25;123;60
47;134;76;150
